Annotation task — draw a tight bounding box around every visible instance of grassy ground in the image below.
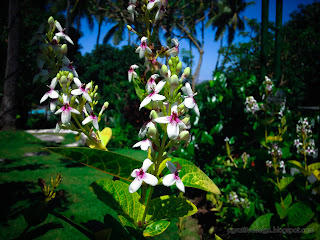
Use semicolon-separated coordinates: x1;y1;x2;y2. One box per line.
0;131;199;240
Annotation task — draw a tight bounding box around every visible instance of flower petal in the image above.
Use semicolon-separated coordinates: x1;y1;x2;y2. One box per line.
128;72;132;82
139;48;146;58
50;100;57;112
139;96;151;110
182;82;193;96
70;108;80;114
73;77;82;87
154;116;171;124
71;89;82;96
141;140;151;151
143;173;158;186
167;122;179;139
40;93;49;103
131;169;139;178
92;118;99;130
151;93;166;101
82;92;92;102
184;97;195;109
55;21;63;31
138;122;149;138
50;77;58;89
175;180;185;192
133;141;142;148
194;103;200;116
155;80;166;93
54;108;63;115
61;110;71;124
64;34;74;45
48;90;59;99
128;178;143;193
142;158;153;172
82;116;92;125
162;174;176;186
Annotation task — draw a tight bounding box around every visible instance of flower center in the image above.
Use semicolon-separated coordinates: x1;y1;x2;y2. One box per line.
173;171;180;180
137;168;145;179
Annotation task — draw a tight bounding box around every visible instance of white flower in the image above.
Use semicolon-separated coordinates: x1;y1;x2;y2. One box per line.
55;21;74;45
50;99;58;112
129;158;158;193
265;160;272;168
139;80;166;110
71;78;92;102
54;94;80;124
167;38;179;56
61;56;78;77
135;37;152;59
154;103;187;139
148;0;167;20
128;64;139;82
82;104;99;130
147;0;160;9
146;74;159;93
133;139;153;151
139;121;156;138
40;77;59;103
162;161;185;192
181;82;200;116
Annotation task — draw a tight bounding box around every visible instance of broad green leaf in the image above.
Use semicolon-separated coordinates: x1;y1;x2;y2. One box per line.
288;202;314;227
215;234;223;240
278;176;294;190
45;147;142;181
308;163;320;172
283;193;292;208
90;178;145;227
244;202;255;221
171;157;221;194
158;158;169;177
288;160;304;169
147;195;197;222
249;213;273;230
275;203;288;219
143;220;170;237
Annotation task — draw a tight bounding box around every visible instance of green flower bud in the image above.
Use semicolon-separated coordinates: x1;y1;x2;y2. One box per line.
48;16;55;27
161;64;168;76
60;75;68;85
179;130;190;141
68;72;74;81
183;67;191;78
176;61;182;74
94;93;98;99
56;73;61;80
178;103;185;112
170;74;179;87
147;126;157;138
61;44;68;54
86;82;93;90
103;101;109;109
150;110;158;120
168;59;173;69
182;114;190;125
94;85;98;92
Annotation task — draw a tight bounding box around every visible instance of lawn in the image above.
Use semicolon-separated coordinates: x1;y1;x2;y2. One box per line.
0;131;199;240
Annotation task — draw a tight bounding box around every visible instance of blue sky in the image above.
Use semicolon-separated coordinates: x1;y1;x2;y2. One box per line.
78;0;317;82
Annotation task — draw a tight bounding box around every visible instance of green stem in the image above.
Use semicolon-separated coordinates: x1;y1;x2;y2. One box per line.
276;176;284;206
141;186;154;228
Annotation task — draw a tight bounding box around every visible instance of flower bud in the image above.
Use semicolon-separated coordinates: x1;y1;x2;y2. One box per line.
61;44;68;54
127;25;137;33
183;67;191;78
168;59;173;70
170;74;179;87
56;73;61;80
71;96;76;105
147;126;157;138
60;75;68;85
182;114;190;125
94;93;98;99
179;130;190;141
94;85;98;93
103;101;109;109
68;72;74;81
178;103;185;112
161;64;168;76
176;61;182;74
86;82;92;90
150;110;158;120
48;16;55;27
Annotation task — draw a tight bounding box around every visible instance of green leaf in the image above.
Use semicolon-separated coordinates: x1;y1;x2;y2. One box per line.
244;202;255;221
304;222;320;234
283;193;292;208
215;234;223;240
275;203;288;219
171;157;221;194
249;213;273;230
278;176;294;190
147;195;197;222
143;220;170;237
90;178;145;227
288;202;314;227
45;147;142;181
308;162;320;172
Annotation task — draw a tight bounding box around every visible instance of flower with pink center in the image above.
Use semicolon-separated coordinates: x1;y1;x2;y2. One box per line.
127;2;138;21
55;94;80;124
128;64;139;82
162;161;185;192
40;77;59;104
147;0;167;21
71;78;92;102
61;56;78;77
139;80;166;110
181;82;200;116
135;37;152;59
146;74;159;93
128;158;158;193
154;103;187;139
82;104;99;130
55;21;74;45
133;139;153;151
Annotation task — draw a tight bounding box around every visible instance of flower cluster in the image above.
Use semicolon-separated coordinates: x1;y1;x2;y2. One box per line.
126;0;200;194
228;191;250;208
268;143;282;159
36;17;109;149
263;76;274;94
266;144;286;174
245;96;259;114
294;118;315;155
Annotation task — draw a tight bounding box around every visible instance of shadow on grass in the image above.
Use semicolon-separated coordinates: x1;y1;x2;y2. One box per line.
59;158;85;168
0;163;48;173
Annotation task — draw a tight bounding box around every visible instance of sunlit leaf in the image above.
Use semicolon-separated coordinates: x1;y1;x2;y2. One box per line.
288;202;314;227
249;213;273;230
143;220;170;237
45;147;142;181
98;127;112;148
170;157;221;194
278;176;294;190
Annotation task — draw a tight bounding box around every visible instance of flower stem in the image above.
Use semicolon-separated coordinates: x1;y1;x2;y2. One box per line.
141;186;154;228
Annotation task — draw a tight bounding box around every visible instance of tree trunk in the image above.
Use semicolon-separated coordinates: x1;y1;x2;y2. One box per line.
214;37;223;72
65;0;71;36
96;19;102;46
275;0;283;81
261;0;269;81
0;0;20;130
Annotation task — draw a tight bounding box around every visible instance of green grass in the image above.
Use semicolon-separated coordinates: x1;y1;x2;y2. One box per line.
0;130;200;240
